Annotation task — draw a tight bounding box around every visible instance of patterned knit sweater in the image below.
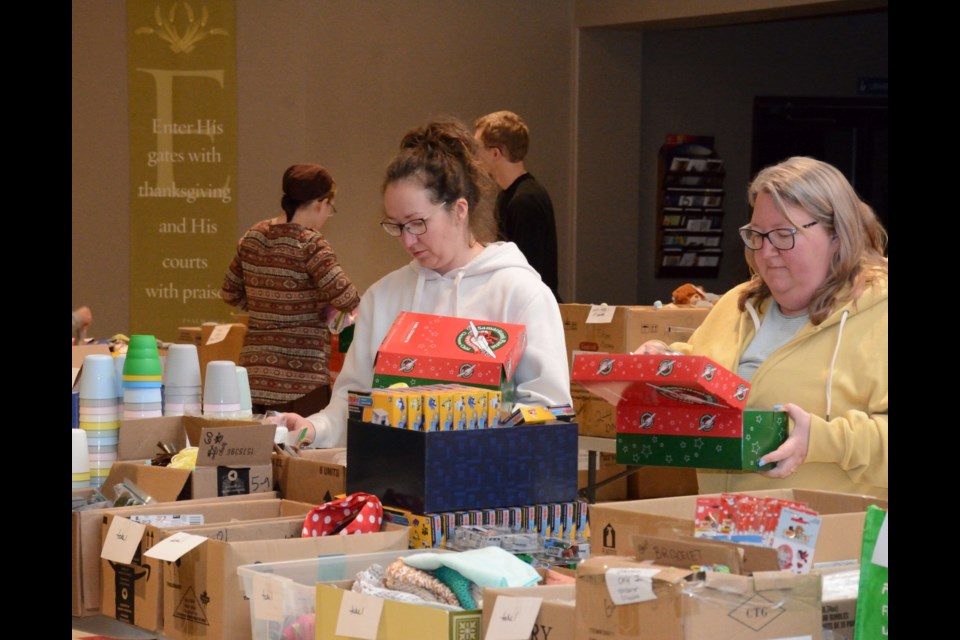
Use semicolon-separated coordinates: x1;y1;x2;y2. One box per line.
221;218;360;405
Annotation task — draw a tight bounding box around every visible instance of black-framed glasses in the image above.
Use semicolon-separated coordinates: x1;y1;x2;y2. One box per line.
738;220;818;251
380;217;430;237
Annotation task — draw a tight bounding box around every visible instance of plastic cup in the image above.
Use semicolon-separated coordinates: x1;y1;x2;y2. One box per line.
164;344;202;388
203;361;240;407
236;366;253;414
79;355;119;400
127;335;159;353
72;429;90;474
113;354;126;398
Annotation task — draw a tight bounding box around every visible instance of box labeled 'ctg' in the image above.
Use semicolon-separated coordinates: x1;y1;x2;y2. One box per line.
571;354;786;471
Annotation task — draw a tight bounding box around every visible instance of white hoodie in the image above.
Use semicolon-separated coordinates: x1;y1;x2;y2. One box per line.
306;241;572;447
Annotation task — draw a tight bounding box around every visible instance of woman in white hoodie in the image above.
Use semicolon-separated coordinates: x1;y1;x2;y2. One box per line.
280;117;572;448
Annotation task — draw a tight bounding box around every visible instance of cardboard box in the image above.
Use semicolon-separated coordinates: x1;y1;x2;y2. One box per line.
104;415;276;500
575;557;691;640
575;557;822;640
315;581;481;640
271;447;346;505
157;522;410;640
72;487;278;618
572;353;786;470
482;584;576;640
371;311;526;391
818;563;860;640
588;489;887;566
99;498;314;630
347;418;578;513
560;304;711;437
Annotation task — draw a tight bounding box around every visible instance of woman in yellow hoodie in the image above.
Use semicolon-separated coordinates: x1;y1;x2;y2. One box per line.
638;157;887;499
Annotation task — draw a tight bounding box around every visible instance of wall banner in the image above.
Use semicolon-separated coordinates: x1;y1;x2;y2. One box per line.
127;0;237;339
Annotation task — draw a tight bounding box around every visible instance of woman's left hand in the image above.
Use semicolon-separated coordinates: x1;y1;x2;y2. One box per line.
757;402;812;479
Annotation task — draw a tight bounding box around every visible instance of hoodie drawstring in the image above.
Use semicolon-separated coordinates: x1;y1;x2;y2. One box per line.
745;301;761;332
824;309;849;421
452;270;465;315
411;269;426;311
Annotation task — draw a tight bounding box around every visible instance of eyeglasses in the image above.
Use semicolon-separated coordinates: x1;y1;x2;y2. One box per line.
738;220;818;251
380;216;430;237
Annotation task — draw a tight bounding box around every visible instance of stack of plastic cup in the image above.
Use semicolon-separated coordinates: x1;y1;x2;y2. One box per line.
72;428;91;488
77;354;120;488
203;360;241;418
235;366;253;418
122;335;164;419
163;344;202;416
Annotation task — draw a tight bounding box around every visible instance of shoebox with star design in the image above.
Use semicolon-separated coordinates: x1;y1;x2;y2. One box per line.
571;353;786;470
371;311;526;395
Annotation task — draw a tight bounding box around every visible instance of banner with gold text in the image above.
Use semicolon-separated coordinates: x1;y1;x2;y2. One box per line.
127;0;237;340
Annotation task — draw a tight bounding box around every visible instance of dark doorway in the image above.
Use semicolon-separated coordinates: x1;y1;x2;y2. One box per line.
751;96;888;235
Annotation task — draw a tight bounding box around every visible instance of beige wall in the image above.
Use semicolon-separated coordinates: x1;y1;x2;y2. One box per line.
73;0;575;339
73;0;886;338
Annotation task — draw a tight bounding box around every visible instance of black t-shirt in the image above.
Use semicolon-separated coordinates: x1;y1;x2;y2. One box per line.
496;173;560;299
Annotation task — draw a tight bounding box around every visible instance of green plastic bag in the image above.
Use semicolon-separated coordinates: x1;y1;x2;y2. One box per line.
854;504;888;639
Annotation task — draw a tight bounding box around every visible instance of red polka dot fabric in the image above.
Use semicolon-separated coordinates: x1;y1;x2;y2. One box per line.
301;492;384;537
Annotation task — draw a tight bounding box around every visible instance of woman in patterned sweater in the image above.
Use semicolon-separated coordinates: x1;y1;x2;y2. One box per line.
221;163;360;415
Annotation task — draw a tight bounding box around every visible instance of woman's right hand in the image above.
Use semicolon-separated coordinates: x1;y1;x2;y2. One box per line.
633;340;672;355
265;412;317;448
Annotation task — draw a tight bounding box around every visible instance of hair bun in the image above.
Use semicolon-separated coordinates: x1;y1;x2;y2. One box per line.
282;163;335;202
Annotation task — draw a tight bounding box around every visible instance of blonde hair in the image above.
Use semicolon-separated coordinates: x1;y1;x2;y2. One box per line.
739;156;887;324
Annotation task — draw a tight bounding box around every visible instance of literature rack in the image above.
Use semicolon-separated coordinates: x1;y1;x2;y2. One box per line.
655;135;726;278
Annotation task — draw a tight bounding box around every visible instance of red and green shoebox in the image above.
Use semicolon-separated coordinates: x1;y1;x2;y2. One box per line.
571;353;786;471
372;311;526;392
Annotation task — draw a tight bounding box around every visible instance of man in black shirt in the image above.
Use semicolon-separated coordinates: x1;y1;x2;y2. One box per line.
474;111;561;300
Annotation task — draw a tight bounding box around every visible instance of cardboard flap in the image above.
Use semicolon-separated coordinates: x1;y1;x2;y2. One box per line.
634;534;743;574
72;343;112;369
701;571;752;595
188;419;276;466
183;415;269;448
752;570;810;592
101;461;192;503
118;416;189;461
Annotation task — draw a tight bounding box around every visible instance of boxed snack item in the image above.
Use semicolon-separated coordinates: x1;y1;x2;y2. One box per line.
560;303;711;437
371;311;526;393
346;418;578;513
571;353;786;470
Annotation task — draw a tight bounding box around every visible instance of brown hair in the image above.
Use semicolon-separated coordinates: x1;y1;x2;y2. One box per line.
383;116;498;243
739;156;888;325
473;110;530;163
281;163;336;221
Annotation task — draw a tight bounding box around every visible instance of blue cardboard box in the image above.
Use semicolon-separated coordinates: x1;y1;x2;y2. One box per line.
346;419;579;513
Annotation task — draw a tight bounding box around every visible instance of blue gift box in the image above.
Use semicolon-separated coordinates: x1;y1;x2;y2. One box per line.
346;419;579;513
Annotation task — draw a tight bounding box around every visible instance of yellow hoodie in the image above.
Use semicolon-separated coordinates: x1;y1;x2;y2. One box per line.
670;275;888;499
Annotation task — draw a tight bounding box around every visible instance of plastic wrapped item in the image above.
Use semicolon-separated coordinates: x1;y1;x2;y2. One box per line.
169;446;198;470
111;479;155;507
448;525;540;554
72;488;111;511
